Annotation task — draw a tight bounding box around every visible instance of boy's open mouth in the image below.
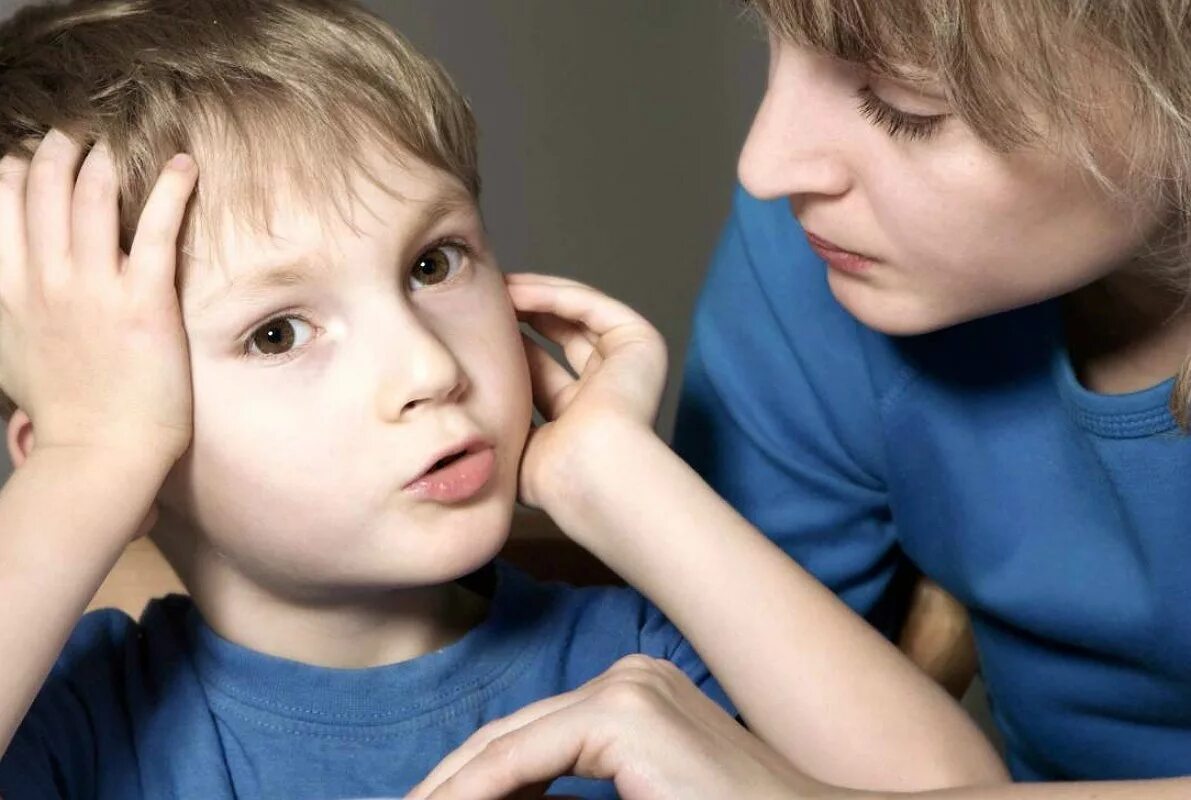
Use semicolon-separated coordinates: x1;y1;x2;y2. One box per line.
406;438;489;485
403;439;497;504
429;450;467;473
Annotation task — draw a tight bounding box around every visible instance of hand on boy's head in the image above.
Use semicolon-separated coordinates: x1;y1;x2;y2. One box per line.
510;273;667;509
0;130;198;469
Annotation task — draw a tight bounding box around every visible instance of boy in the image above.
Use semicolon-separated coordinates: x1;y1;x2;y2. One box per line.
0;1;1001;798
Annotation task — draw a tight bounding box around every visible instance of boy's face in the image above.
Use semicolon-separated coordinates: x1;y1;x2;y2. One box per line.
157;146;532;597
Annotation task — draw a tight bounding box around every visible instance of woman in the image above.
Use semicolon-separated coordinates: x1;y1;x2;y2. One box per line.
414;1;1191;797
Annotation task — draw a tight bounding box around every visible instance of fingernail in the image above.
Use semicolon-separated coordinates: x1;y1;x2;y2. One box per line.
168;153;194;171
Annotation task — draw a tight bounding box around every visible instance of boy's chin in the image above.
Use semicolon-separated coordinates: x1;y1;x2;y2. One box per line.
389;510;515;588
413;535;510;587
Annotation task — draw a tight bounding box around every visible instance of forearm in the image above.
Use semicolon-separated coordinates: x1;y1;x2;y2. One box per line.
857;777;1190;800
0;448;164;754
545;420;1005;792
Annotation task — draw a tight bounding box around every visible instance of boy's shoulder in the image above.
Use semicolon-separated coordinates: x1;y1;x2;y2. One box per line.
35;593;196;707
43;571;657;695
0;596;198;799
2;574;713;799
489;560;671;651
490;562;713;695
49;596;192;686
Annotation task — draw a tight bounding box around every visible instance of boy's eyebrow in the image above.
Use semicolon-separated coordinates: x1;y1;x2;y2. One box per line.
191;256;331;315
191;193;474;315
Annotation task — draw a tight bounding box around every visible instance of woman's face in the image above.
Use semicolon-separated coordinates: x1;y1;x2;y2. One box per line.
738;37;1166;335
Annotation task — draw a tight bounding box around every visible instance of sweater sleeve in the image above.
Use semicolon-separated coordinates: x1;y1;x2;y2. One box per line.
672;185;914;639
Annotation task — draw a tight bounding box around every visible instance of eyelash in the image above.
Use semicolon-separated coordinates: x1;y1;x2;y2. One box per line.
240;236;475;363
855;86;946;142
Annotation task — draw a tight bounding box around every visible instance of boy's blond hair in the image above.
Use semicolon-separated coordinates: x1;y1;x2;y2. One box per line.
746;0;1191;427
0;0;479;253
0;0;480;420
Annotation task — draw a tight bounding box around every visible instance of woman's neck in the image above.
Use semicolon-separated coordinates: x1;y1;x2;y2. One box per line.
1063;268;1191;395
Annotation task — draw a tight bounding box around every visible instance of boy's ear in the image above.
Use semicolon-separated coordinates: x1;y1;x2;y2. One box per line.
7;409;34;469
3;409;162;537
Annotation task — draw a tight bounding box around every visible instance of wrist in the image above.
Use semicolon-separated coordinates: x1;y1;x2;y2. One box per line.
8;445;172;551
532;415;660;533
26;441;177;488
31;413;191;466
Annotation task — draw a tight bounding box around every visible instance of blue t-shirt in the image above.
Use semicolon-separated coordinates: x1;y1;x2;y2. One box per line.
672;185;1191;782
0;562;729;799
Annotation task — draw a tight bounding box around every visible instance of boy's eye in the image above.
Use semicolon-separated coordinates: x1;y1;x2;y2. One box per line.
409;243;466;290
247;316;315;357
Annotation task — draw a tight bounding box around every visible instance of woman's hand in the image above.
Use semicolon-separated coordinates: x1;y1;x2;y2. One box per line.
409;655;849;800
507;274;668;509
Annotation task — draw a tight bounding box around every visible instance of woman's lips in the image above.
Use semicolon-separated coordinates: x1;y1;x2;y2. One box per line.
803;231;876;275
403;446;496;504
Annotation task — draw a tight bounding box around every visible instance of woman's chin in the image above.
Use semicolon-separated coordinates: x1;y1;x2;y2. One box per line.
827;274;975;337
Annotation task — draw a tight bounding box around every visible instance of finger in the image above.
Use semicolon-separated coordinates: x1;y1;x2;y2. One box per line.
508;277;599;348
520;312;599;376
0;154;30;286
522;334;577;420
515;306;598;346
505;272;592;288
506;276;635;346
507;281;647;340
412;683;608;798
26;129;85;279
126;153;197;291
71;141;121;277
421;705;607;800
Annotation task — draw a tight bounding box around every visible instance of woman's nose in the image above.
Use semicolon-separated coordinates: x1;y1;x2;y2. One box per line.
737;46;852;201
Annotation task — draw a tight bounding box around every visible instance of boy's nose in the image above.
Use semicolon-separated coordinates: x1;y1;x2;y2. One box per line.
374;323;468;422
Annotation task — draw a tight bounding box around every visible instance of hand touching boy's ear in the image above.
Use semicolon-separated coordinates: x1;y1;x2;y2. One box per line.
506;272;668;510
0;131;197;474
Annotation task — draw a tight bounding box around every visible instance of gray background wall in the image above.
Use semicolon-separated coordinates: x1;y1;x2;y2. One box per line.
0;0;767;479
372;1;767;435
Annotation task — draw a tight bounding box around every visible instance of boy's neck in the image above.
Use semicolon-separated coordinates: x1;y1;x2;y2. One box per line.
152;523;490;669
189;573;490;669
1063;267;1191;396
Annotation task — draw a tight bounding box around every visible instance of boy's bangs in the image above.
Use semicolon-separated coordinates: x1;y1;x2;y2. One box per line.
145;90;463;268
0;0;480;265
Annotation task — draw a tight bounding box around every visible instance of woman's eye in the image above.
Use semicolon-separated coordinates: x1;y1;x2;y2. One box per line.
855;86;947;142
409;243;466;290
247;316;315;357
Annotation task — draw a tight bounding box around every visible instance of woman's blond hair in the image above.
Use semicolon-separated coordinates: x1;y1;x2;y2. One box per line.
746;0;1191;427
